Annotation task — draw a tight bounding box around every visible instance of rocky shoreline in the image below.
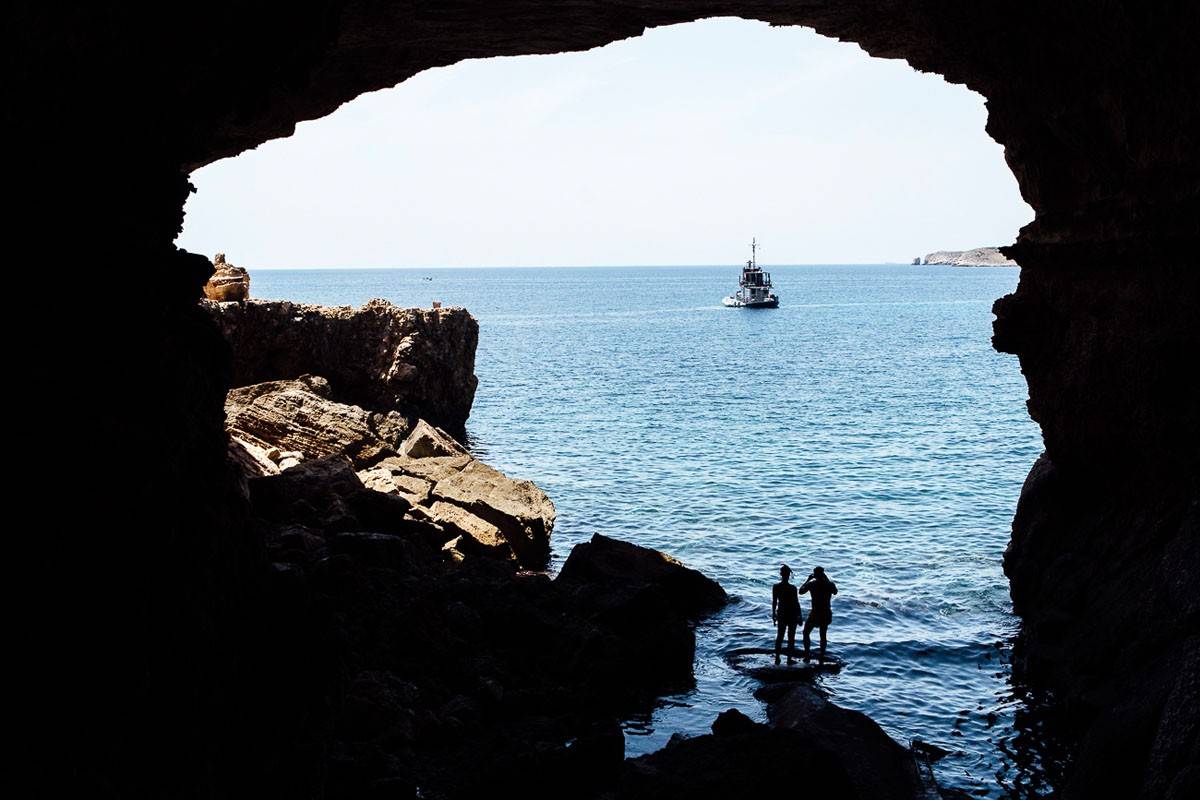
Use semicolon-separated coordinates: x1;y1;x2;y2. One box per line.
922;248;1017;267
203;296;950;798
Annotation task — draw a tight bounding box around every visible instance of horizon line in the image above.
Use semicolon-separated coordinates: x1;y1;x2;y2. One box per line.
231;261;1008;271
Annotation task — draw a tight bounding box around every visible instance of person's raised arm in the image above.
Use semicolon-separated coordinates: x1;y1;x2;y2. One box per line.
830;580;838;595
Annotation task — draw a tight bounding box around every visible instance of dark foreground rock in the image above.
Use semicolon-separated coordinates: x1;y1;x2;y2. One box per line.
206;298;479;438
1003;455;1199;800
616;686;930;800
253;512;727;799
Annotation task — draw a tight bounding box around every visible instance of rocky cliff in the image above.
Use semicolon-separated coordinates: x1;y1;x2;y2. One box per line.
206;298;479;439
922;247;1017;266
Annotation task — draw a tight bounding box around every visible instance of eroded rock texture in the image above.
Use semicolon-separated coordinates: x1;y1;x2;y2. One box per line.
14;2;1198;797
203;252;251;300
618;686;930;800
207;299;479;438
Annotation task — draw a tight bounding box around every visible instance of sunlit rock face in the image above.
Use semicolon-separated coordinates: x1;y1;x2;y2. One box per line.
206;298;479;439
13;2;1197;797
202;252;251;301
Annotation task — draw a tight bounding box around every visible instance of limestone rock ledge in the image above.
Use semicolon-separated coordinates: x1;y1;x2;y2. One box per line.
205;298;479;438
226;377;553;568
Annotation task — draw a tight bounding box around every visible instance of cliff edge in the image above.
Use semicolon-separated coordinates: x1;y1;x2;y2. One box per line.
205;298;479;439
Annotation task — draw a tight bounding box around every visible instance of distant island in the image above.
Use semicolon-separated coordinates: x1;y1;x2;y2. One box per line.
919;247;1017;267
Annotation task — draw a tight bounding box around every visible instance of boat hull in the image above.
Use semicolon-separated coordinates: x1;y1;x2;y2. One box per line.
723;296;779;308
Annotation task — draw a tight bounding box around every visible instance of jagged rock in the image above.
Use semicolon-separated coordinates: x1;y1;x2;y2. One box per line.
205;298;479;438
557;533;728;618
401;419;467;458
248;455;441;542
618;713;856;799
356;422;555;569
202;252;251;301
617;688;931;800
226;375;411;471
229;434;280;477
711;708;761;738
764;684;930;800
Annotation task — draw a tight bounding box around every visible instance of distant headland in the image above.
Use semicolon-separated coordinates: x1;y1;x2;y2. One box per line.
917;247;1017;267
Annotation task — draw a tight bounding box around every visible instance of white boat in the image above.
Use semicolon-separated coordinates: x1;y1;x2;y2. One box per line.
722;238;779;308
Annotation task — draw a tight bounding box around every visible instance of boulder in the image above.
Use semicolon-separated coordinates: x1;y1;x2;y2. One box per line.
618;715;855;799
358;422;555;569
401;419;467;458
618;689;931;800
247;455;438;541
763;684;930;800
556;533;728;618
202;252;251;301
226;375;411;471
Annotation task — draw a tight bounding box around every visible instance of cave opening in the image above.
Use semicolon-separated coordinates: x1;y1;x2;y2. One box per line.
178;18;1065;796
19;3;1196;799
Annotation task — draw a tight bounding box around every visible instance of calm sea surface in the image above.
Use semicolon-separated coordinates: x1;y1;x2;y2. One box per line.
251;264;1053;797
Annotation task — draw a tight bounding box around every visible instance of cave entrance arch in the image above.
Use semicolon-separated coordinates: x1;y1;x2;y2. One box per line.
182;17;1049;796
24;4;1195;799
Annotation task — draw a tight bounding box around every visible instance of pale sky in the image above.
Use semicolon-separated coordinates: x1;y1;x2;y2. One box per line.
178;18;1033;268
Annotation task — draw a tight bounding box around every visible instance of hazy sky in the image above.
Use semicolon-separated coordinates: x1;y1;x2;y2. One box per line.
179;18;1033;268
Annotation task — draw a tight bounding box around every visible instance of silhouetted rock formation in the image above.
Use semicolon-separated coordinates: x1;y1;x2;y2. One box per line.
19;3;1197;797
617;686;930;800
207;299;479;438
202;252;251;300
922;247;1016;266
248;485;725;797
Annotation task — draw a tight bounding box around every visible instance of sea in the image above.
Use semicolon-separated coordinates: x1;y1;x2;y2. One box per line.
251;264;1061;797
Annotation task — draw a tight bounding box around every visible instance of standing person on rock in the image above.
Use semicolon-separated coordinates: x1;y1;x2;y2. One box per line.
771;565;802;664
799;566;838;664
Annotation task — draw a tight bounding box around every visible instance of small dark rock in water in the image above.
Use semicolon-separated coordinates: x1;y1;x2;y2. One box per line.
911;738;952;762
711;708;762;737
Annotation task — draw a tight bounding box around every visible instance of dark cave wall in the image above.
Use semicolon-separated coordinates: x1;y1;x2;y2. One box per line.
12;2;1197;796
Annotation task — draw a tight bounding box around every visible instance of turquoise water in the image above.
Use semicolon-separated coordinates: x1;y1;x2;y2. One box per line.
251;264;1050;797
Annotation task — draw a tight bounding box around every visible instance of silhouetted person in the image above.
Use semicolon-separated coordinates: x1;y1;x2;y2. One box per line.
799;567;838;664
772;565;802;664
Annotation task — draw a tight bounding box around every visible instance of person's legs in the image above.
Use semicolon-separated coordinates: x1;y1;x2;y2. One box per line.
775;620;785;662
818;624;829;663
802;618;814;661
786;620;797;663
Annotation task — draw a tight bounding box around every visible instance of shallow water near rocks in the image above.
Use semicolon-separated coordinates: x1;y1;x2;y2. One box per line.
253;264;1057;797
